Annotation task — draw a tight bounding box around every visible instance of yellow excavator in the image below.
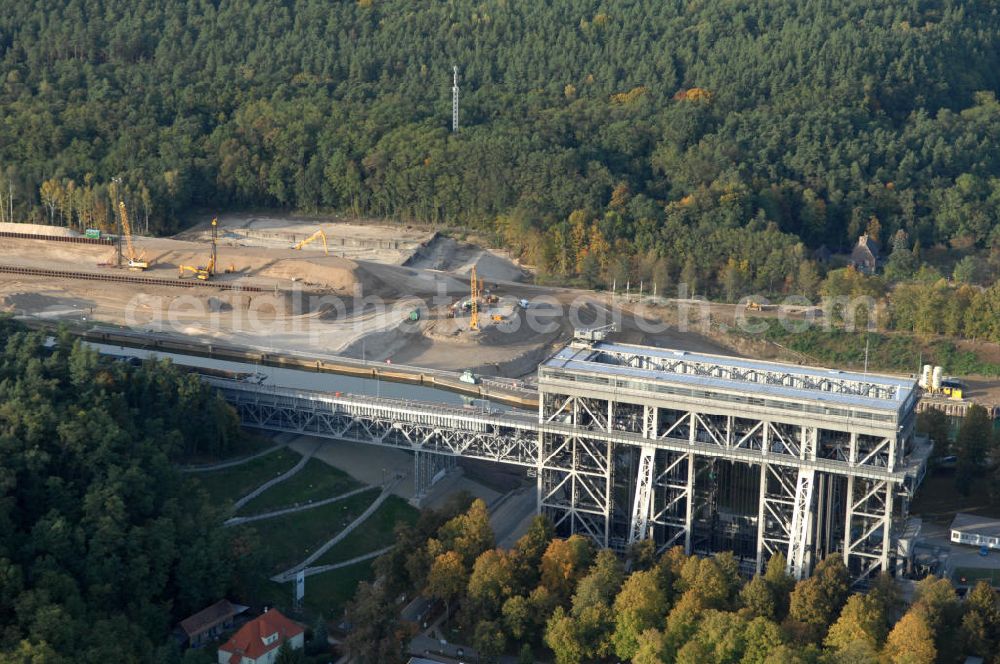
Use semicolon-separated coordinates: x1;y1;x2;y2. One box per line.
293;228;329;255
178;218;218;280
118;201;148;270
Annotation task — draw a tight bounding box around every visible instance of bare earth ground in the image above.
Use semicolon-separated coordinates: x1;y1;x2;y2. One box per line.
0;216;734;376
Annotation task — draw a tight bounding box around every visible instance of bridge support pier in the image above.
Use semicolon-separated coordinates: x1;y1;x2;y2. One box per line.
413;451;457;504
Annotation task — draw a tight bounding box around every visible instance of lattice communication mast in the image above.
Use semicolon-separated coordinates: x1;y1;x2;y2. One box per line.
452;65;460;132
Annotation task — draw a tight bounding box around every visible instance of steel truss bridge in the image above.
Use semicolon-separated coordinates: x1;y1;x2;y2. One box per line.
205;345;927;585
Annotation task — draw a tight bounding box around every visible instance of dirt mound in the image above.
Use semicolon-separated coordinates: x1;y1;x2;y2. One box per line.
405;234;528;282
257;256;360;291
461;249;529;283
0;222;78;237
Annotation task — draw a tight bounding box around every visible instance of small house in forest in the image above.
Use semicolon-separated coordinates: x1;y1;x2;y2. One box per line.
849;234;880;274
177;599;248;649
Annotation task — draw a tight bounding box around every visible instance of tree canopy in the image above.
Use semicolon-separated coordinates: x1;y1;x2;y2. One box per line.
0;320;246;662
350;500;1000;664
1;1;999;294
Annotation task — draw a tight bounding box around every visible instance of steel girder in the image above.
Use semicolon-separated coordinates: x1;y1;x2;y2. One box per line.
629;404;693;550
628;444;656;544
757;463;797;573
843;476;895;583
414;451;457;500
227;390;539;466
649;451;694;553
538;430;613;546
787;469;816;579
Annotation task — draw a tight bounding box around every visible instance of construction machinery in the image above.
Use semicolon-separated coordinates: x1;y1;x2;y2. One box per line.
117;201;148;270
178;265;211;280
919;364;965;400
745;301;763;312
178;218;218;281
293;228;329;255
470;266;480;331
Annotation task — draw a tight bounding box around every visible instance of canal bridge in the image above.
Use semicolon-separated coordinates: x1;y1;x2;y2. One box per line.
205;340;930;584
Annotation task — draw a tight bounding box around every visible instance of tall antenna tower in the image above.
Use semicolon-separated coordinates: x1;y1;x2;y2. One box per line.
451;65;460;132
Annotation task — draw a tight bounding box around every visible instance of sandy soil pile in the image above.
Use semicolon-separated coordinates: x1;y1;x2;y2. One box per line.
405;235;529;283
257;256;360;291
0;222;78;237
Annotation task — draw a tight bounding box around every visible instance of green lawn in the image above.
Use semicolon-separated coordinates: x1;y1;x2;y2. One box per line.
198;454;413;626
181;431;276;466
238;458;362;515
910;471;1000;525
953;566;1000;587
240;489;380;573
195;447;302;506
314;495;419;565
261;560;376;620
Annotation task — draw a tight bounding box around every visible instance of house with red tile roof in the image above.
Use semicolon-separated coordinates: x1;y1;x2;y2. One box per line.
217;608;304;664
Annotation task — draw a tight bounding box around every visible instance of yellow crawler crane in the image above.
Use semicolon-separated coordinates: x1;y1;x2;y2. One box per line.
470;266;479;331
118;201;148;270
178;218;218;280
293;228;329;255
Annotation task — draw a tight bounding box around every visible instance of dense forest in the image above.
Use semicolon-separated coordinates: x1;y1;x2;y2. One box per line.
348;498;1000;664
0;319;253;662
2;1;1000;294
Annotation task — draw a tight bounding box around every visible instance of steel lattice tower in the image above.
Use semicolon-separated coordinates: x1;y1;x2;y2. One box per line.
452;66;459;132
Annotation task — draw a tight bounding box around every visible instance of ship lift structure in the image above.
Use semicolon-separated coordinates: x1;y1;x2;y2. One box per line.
208;339;929;587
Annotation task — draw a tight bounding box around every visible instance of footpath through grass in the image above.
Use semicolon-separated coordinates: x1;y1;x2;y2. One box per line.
240;488;381;574
197;447;419;623
238;458;361;515
315;495;419;565
197;447;302;505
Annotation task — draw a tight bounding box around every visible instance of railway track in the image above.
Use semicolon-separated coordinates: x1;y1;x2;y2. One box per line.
0;264;268;292
0;230;114;245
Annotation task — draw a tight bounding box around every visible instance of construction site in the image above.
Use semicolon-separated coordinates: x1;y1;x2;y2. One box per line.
0;211;991;588
0;205;742;381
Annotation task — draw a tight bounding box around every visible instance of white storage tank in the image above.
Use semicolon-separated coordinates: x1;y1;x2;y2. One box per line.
931;366;943;391
919;364;932;389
